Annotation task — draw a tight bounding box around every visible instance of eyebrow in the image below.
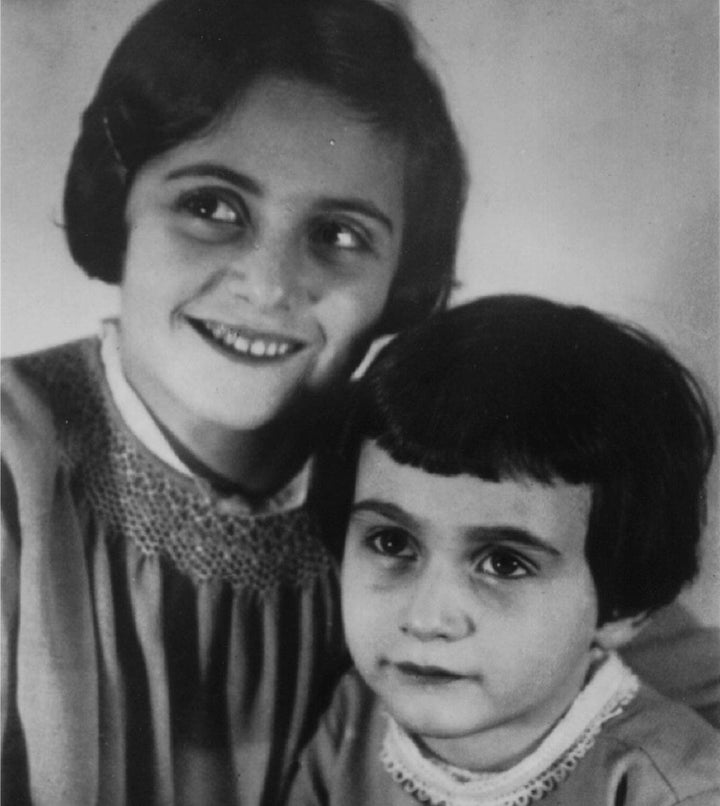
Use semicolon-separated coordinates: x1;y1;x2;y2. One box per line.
315;198;395;235
351;499;562;557
466;527;562;557
351;499;422;532
165;163;262;195
165;162;395;234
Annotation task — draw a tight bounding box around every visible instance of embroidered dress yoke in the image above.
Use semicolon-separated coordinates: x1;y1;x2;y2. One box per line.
1;337;347;806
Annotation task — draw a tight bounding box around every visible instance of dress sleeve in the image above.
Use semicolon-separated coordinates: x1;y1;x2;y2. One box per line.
0;358;100;804
1;438;31;802
1;358;50;750
620;602;720;727
1;460;20;733
2;364;30;801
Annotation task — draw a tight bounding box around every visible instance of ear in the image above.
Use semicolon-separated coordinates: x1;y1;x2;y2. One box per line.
592;612;649;651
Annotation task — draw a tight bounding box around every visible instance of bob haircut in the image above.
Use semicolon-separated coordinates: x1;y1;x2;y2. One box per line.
63;0;467;333
349;294;716;623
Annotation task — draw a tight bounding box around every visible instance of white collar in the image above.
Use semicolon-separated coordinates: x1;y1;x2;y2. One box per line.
99;319;312;513
380;651;639;806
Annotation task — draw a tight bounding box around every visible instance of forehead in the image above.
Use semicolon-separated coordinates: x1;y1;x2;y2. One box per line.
354;441;593;551
152;76;406;203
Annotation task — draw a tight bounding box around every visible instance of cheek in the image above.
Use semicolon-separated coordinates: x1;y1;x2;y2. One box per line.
323;256;398;327
340;572;363;638
342;607;390;673
124;210;201;277
341;567;387;647
122;229;167;300
319;288;392;362
122;235;202;322
517;583;598;667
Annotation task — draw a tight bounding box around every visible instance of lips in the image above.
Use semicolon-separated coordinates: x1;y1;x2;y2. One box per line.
188;317;305;360
394;662;466;685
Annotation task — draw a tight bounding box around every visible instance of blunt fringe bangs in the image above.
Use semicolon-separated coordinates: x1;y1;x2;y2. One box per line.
63;0;467;332
352;294;716;622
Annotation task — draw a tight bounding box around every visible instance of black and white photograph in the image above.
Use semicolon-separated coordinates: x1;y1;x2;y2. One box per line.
2;1;718;803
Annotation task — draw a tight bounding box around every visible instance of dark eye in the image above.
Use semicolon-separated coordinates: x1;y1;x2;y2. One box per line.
367;528;415;559
178;189;245;226
476;549;532;579
310;219;369;253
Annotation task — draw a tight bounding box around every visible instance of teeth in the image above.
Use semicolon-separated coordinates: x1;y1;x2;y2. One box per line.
201;321;296;359
208;323;227;339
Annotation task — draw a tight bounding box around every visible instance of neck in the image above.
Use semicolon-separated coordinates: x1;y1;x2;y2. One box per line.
152;410;317;498
109;324;323;497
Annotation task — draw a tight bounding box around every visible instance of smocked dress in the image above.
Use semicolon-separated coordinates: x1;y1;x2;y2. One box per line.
1;335;349;806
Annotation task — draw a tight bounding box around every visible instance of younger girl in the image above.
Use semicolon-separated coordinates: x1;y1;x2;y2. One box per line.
0;1;466;803
288;295;720;805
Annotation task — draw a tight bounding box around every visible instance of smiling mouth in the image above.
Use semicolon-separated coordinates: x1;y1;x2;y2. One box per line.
394;662;466;686
188;317;305;360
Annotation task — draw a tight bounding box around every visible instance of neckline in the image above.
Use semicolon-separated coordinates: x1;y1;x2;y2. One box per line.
99;319;312;515
380;651;639;806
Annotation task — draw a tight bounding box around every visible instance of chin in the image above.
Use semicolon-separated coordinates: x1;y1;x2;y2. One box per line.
186;381;302;429
387;702;485;742
201;405;290;434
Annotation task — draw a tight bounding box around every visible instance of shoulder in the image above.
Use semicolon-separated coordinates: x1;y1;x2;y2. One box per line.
621;602;720;727
2;339;101;486
285;671;389;804
2;337;101;395
590;682;720;804
2;339;101;428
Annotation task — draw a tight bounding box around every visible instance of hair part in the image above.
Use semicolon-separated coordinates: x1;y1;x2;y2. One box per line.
63;0;467;333
349;294;716;623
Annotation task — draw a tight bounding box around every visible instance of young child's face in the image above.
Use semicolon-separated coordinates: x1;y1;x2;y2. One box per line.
118;76;404;438
342;441;602;772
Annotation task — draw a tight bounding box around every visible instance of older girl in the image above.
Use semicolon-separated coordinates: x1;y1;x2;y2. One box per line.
0;1;466;803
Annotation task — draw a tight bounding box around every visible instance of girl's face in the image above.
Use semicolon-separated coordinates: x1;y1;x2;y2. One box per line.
119;76;404;444
343;441;607;773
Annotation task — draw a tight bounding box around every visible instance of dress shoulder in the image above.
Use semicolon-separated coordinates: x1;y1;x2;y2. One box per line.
588;683;720;805
284;672;390;805
2;339;100;496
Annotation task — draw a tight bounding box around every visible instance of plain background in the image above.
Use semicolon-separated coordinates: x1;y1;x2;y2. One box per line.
2;0;718;625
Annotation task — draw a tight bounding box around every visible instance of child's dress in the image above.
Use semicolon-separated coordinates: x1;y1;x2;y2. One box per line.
286;652;720;805
1;329;348;805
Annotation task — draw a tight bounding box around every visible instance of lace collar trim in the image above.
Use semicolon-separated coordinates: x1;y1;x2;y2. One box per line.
100;319;312;514
380;651;639;806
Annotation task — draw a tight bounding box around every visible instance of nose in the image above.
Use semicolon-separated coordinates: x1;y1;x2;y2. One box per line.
400;563;474;642
225;237;306;312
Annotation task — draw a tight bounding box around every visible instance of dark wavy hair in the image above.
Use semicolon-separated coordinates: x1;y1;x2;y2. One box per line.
63;0;467;333
349;294;716;623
